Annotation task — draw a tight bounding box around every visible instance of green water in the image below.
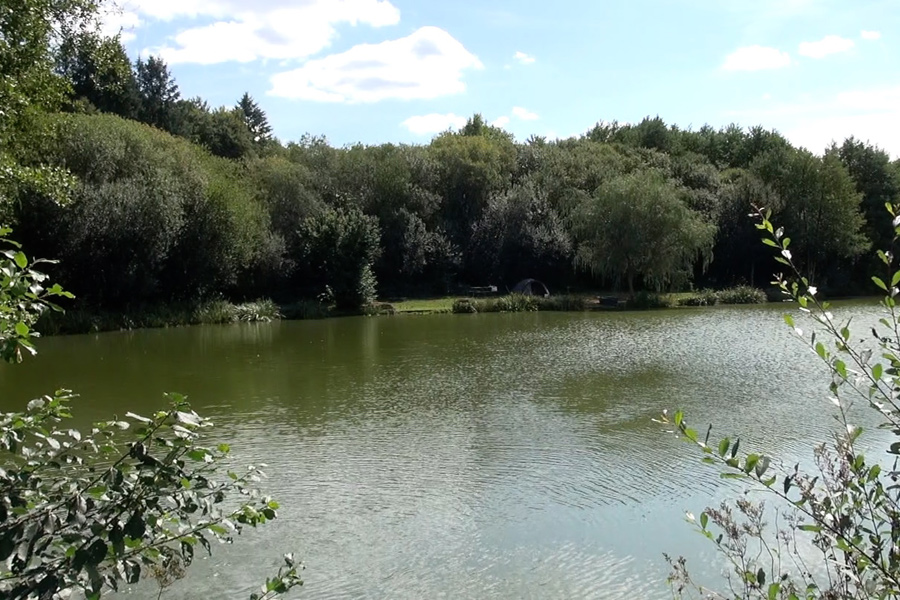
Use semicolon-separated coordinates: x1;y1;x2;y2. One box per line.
0;304;887;598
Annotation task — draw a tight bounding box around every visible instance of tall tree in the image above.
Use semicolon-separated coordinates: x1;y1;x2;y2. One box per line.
56;32;139;118
236;92;272;142
572;169;715;294
0;0;98;210
752;147;869;284
135;55;180;131
837;137;900;254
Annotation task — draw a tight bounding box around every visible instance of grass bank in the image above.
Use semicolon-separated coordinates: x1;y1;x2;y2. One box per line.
37;298;289;335
35;285;772;335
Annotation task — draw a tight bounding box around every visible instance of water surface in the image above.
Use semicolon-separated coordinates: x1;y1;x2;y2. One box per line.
0;304;887;598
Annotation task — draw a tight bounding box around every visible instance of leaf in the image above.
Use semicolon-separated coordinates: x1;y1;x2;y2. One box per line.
873;363;884;380
755;455;771;478
873;276;889;292
125;411;152;424
176;411;201;427
15;321;29;337
718;437;730;457
13;251;26;268
700;512;708;530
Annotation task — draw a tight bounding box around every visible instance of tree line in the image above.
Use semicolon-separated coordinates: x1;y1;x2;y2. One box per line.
5;24;900;312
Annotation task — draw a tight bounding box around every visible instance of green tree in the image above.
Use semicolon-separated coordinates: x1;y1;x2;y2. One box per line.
237;92;273;143
709;168;781;287
195;107;256;160
135;55;180;131
299;207;381;310
837;137;900;256
752;147;869;285
0;0;97;210
56;32;139;118
572;169;716;294
470;179;571;285
428;130;517;257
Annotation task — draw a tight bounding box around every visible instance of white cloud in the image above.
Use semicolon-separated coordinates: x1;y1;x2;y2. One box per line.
269;26;482;103
512;106;539;120
798;35;854;59
725;85;900;158
402;113;467;135
115;0;400;63
861;30;882;41
99;5;142;43
836;86;900;111
514;51;535;65
722;45;791;71
491;115;511;128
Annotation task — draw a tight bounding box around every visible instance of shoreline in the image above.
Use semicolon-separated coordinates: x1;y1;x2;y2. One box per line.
34;287;804;336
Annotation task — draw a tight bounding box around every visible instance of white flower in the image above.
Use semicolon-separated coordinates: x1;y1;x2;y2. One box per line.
685;512;696;523
808;286;817;296
782;249;792;260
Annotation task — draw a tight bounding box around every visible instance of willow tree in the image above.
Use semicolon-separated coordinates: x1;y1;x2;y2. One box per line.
572;169;715;294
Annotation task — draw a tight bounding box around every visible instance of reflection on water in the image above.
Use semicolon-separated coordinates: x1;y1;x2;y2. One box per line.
0;303;888;598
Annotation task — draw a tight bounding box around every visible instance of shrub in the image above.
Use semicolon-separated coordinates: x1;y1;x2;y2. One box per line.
715;284;767;304
299;207;381;310
676;289;718;307
452;298;477;313
536;294;589;311
234;299;281;322
194;299;236;324
15;113;282;308
626;291;675;310
279;300;329;320
471;293;539;313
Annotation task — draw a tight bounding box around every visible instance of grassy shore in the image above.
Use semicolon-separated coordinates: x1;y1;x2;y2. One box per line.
35;286;773;335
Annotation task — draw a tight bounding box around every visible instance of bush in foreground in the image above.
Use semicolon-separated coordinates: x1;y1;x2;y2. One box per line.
0;231;300;599
661;206;900;599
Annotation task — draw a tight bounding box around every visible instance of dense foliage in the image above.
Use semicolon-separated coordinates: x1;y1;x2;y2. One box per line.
3;1;899;316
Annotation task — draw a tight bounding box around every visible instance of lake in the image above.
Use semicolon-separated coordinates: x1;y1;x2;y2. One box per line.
0;303;888;598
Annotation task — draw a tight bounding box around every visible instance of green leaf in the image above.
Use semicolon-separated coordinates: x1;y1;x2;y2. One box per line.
718;437;730;457
14;322;29;337
799;524;822;532
13;252;26;268
700;512;708;530
873;276;888;292
834;360;848;379
873;363;884;380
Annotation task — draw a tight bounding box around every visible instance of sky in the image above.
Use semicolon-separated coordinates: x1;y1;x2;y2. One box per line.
101;0;900;156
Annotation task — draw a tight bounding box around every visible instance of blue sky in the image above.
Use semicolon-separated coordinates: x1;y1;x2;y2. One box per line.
103;0;900;156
